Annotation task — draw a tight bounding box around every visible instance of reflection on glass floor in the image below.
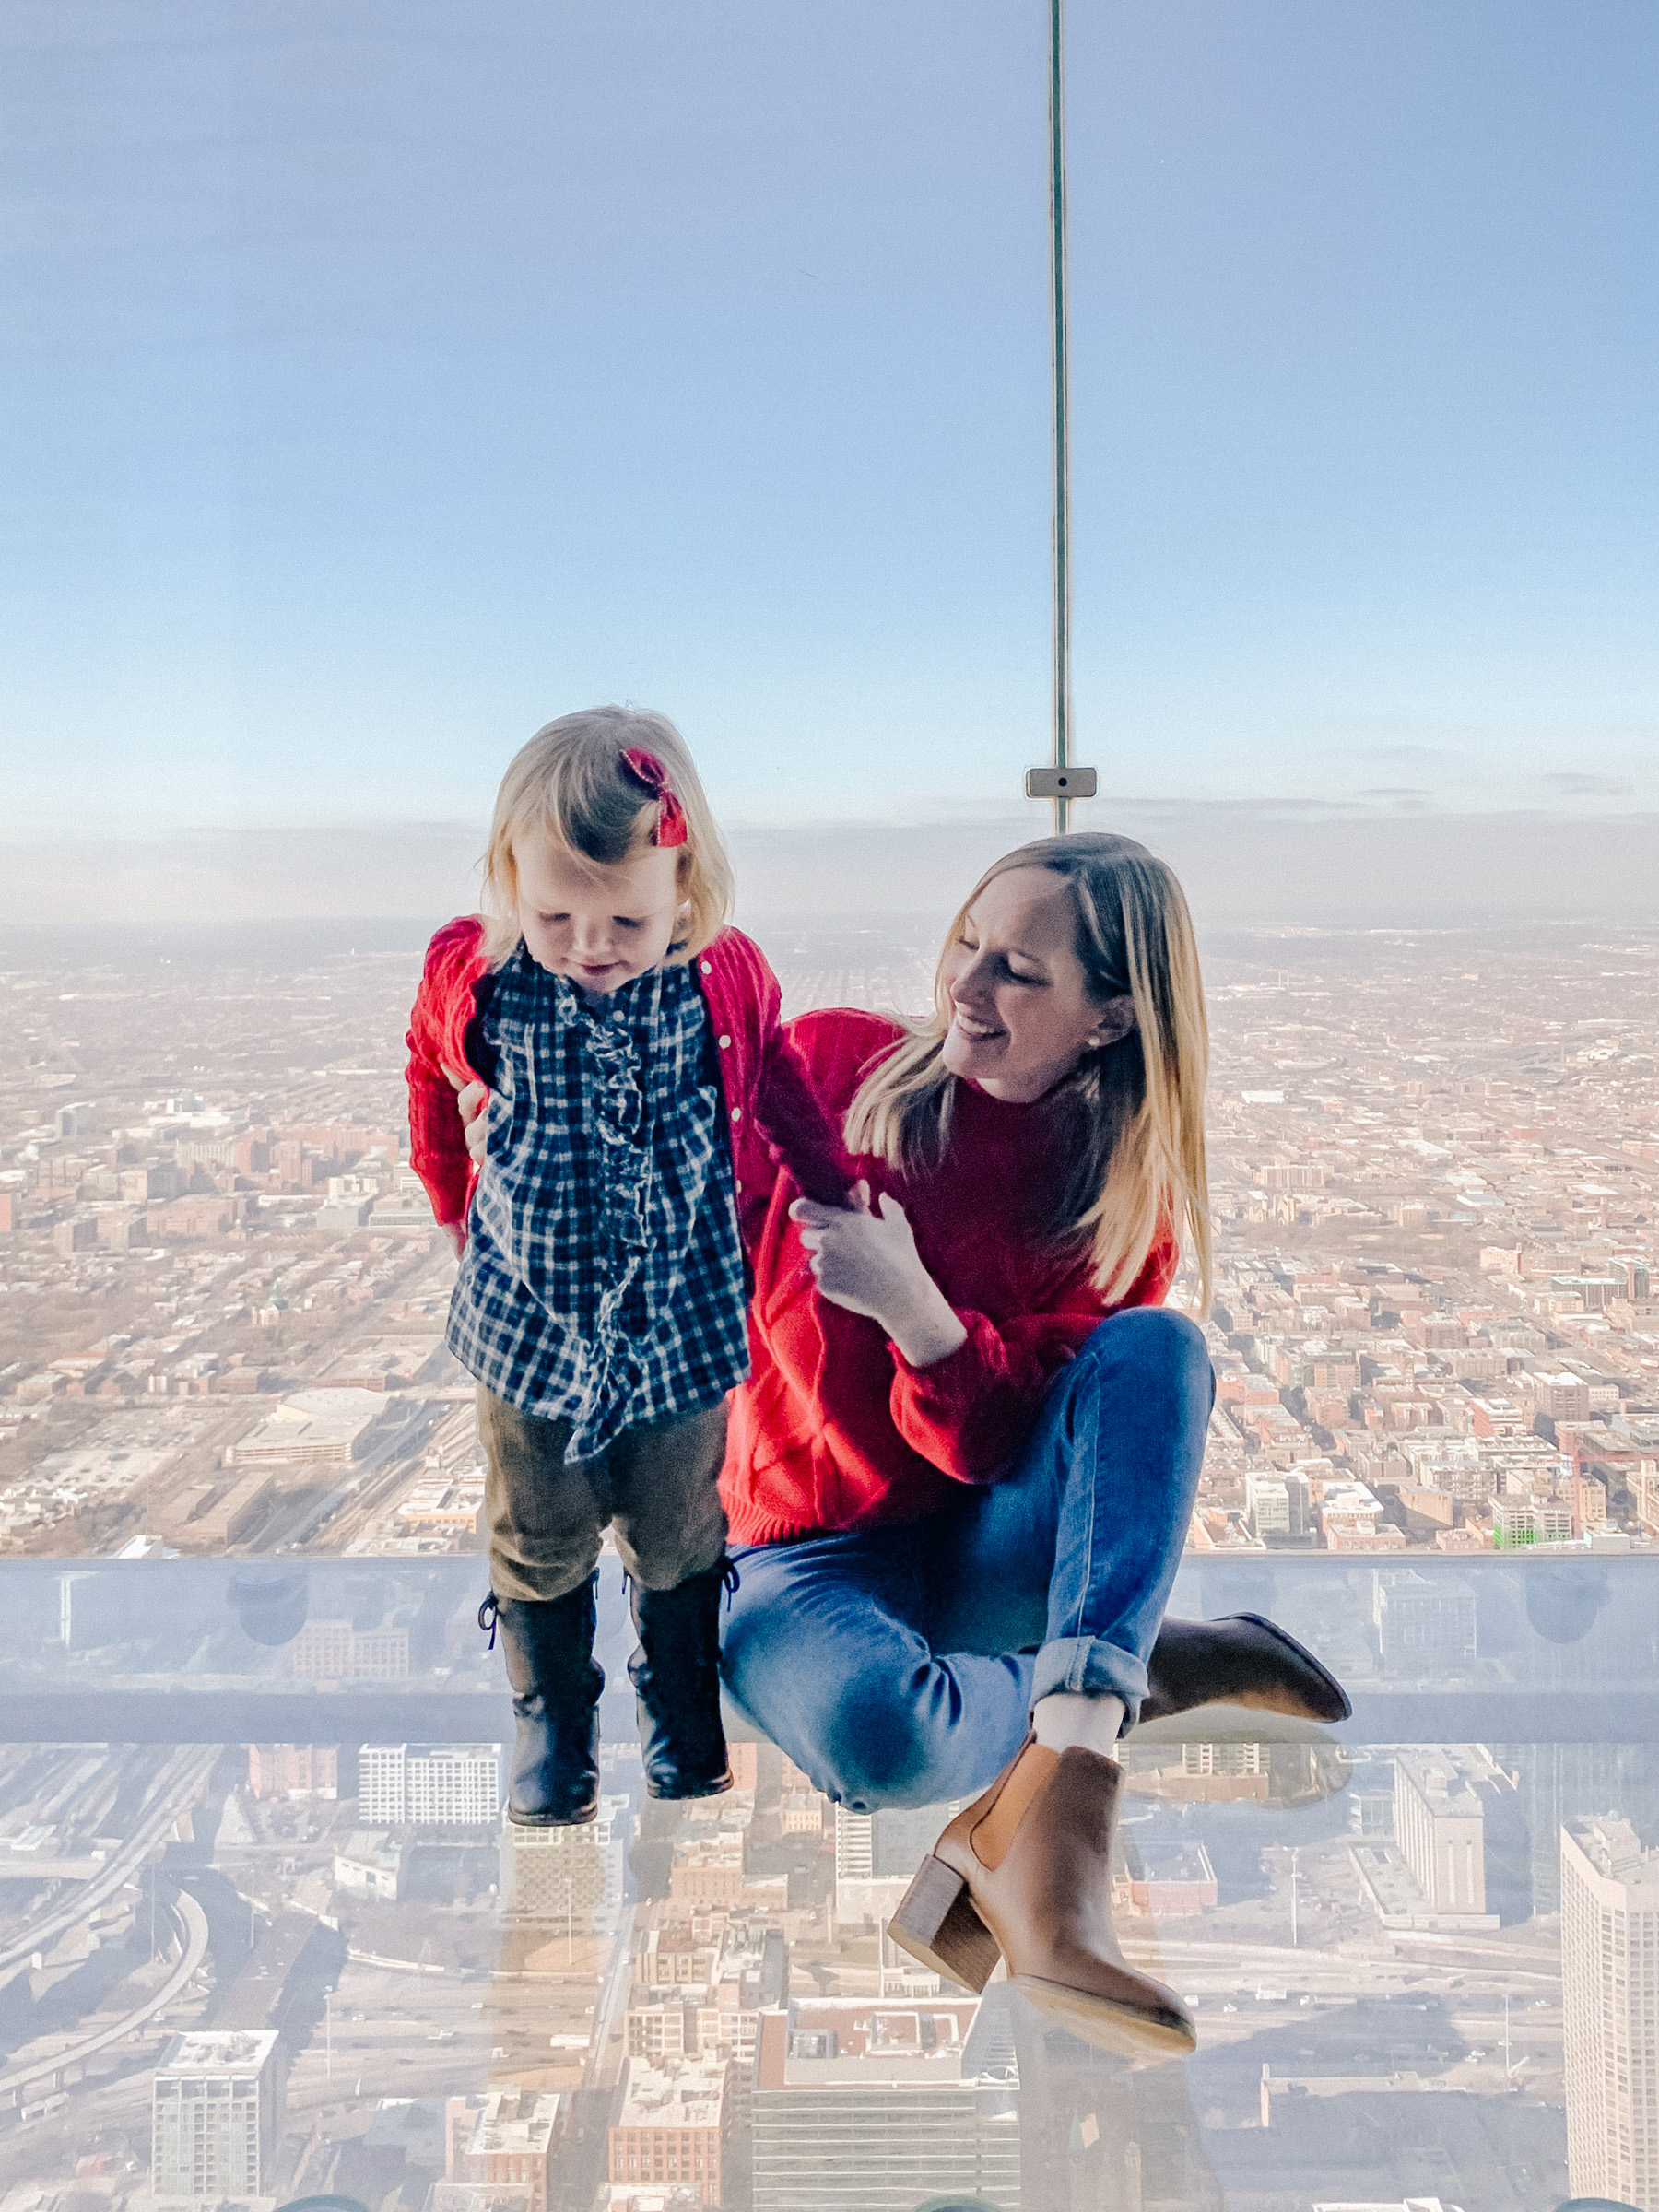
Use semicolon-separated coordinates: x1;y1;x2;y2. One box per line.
0;1556;1653;2210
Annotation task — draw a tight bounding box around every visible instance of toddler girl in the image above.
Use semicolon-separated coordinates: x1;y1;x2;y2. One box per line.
406;707;849;1825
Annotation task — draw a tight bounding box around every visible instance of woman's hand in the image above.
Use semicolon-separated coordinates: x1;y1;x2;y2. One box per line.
789;1182;969;1369
444;1065;491;1171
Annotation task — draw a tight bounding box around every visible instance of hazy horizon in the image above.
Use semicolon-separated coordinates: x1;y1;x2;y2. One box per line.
3;802;1654;935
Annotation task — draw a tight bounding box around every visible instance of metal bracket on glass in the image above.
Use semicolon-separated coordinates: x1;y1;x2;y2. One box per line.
1025;764;1097;803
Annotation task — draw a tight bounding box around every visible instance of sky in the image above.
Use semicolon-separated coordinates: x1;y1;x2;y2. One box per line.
2;0;1656;893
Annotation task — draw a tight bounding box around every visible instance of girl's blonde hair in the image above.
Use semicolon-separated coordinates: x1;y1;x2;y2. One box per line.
844;833;1212;1312
480;707;734;965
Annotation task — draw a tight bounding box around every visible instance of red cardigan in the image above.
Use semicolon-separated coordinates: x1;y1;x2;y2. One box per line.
404;917;851;1240
721;1009;1177;1544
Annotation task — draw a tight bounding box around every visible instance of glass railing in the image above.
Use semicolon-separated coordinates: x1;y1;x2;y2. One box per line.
0;1549;1651;2208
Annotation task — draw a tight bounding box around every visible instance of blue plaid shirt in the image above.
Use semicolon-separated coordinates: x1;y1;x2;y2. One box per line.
447;947;750;1461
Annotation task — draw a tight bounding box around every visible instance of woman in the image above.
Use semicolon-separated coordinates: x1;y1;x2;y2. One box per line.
714;833;1347;2060
458;832;1346;2059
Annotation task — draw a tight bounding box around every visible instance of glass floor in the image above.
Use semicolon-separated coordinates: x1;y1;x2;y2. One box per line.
0;1551;1653;2212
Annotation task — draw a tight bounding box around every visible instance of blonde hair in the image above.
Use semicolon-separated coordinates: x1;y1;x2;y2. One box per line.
844;834;1212;1312
480;707;734;965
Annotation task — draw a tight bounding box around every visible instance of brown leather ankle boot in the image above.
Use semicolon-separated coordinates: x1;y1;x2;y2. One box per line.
1140;1613;1350;1726
888;1737;1196;2061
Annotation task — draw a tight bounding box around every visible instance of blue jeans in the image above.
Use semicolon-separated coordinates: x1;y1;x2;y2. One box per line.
719;1305;1213;1812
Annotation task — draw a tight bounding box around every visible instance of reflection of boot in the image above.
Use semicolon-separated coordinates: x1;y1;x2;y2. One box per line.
1141;1614;1350;1725
888;1737;1195;2061
483;1583;603;1827
629;1564;733;1801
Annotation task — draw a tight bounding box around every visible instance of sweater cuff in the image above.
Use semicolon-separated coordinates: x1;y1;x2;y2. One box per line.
888;1314;986;1388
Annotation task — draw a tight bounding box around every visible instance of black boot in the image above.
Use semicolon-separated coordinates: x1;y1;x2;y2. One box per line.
628;1563;734;1800
481;1582;604;1826
1140;1613;1351;1726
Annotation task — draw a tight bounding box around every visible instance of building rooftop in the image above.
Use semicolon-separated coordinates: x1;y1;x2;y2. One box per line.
157;2029;280;2075
470;2086;559;2153
1565;1812;1659;1895
617;2058;726;2130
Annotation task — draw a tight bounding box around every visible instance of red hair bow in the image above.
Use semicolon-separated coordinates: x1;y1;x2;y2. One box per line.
619;749;688;848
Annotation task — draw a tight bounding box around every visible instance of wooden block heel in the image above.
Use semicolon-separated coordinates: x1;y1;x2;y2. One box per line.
887;1853;1001;1992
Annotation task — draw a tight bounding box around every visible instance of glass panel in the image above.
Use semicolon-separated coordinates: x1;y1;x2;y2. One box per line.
4;3;1653;2206
0;1553;1650;2203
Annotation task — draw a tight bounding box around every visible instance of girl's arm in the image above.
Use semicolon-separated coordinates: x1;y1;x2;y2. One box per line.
405;923;490;1247
732;938;853;1207
406;1031;473;1248
752;1016;855;1207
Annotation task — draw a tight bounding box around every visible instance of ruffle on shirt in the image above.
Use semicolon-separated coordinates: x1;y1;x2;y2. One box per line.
578;998;653;1449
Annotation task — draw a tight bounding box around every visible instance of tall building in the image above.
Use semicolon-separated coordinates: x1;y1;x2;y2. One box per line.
1394;1752;1486;1913
1284;1466;1312;1535
450;2088;559;2212
246;1742;338;1800
151;2030;282;2195
359;1742;500;1825
610;2056;725;2206
1182;1740;1265;1779
749;2007;1020;2212
1372;1569;1477;1669
834;1800;964;1921
833;1804;875;1882
1561;1813;1659;2211
407;1743;500;1824
1534;1371;1593;1423
291;1617;410;1679
1501;1740;1659;1915
501;1817;607;1919
1244;1466;1312;1539
359;1742;409;1824
1492;1499;1574;1547
1245;1472;1291;1539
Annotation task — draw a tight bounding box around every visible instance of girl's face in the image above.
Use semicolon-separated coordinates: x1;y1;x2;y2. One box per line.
938;865;1135;1104
514;830;687;994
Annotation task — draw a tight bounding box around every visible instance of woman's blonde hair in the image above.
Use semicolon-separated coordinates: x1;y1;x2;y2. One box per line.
845;833;1212;1312
479;707;734;965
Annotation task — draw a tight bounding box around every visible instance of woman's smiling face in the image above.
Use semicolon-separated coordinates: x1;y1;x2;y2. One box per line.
938;865;1135;1104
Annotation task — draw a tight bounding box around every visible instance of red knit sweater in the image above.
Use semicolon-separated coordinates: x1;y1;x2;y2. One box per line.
721;1010;1178;1545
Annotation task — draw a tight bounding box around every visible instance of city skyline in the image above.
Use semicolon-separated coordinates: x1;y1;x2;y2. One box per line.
0;913;1653;2199
2;914;1654;1568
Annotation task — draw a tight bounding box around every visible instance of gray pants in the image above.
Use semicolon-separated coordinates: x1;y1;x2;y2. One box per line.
477;1387;729;1605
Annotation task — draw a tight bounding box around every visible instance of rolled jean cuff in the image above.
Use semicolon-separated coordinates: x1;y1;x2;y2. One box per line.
1031;1636;1148;1732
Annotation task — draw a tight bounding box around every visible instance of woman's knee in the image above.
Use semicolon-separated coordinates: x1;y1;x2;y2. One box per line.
817;1659;981;1810
724;1635;945;1811
1077;1304;1211;1406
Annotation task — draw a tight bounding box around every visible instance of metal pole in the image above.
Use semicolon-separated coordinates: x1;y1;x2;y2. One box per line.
1049;0;1073;834
1025;0;1095;827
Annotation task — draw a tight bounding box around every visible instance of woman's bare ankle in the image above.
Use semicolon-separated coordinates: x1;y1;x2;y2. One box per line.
1031;1690;1125;1758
